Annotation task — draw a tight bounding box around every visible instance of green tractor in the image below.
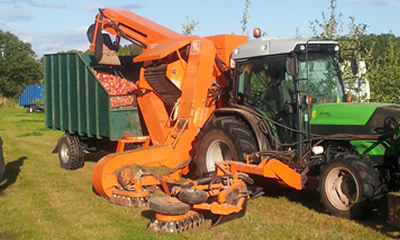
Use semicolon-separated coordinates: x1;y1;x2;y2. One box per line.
192;37;400;219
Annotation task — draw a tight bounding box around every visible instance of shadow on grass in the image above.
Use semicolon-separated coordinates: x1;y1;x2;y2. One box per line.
251;175;400;238
0;157;27;192
141;209;155;220
17;132;43;137
251;176;325;212
51;139;110;164
359;197;400;239
84;152;110;163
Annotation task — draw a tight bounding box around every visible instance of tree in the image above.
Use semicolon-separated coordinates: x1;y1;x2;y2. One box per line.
310;0;343;39
241;0;251;35
295;27;302;39
118;44;143;56
58;43;143;57
0;30;43;99
309;0;370;101
364;34;400;103
57;49;86;55
181;17;199;36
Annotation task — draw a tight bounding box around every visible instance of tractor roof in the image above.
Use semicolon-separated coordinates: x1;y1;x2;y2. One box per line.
231;38;338;60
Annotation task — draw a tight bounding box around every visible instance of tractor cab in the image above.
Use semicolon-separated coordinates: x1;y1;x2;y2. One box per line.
232;38;345;152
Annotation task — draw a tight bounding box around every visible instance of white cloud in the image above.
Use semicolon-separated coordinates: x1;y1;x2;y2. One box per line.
0;8;33;22
38;41;64;51
0;0;66;9
119;4;142;10
345;0;400;7
75;43;90;52
40;3;67;9
84;2;142;11
69;26;89;35
18;25;91;57
21;35;33;43
84;2;106;11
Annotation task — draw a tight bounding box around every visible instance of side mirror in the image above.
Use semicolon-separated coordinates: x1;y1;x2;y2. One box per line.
286;55;298;78
351;58;358;75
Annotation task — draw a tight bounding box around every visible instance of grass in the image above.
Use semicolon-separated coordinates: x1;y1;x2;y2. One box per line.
0;106;399;239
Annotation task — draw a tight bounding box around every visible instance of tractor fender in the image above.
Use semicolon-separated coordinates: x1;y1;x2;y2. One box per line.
210;107;272;152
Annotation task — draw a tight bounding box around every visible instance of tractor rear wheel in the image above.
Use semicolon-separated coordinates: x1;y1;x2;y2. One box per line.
319;153;383;219
58;133;84;170
191;116;257;178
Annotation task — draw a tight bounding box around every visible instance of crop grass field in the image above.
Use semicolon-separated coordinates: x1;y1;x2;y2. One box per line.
0;107;399;239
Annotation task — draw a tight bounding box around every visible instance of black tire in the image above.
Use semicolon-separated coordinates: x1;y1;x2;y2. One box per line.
319;154;384;219
57;133;84;170
178;189;208;204
149;197;190;215
191;116;258;178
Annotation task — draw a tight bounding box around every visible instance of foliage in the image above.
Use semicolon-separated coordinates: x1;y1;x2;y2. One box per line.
31;98;44;108
342;17;368;100
0;31;43;99
309;0;370;102
117;44;143;56
57;44;143;57
241;0;251;35
0;96;17;107
57;49;87;55
364;34;400;103
310;0;400;103
295;27;302;39
181;17;199;36
310;0;343;39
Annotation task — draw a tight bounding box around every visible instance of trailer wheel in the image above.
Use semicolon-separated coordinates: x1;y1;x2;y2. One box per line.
150;197;190;215
28;105;36;113
319;154;383;219
191;116;257;178
58;133;84;170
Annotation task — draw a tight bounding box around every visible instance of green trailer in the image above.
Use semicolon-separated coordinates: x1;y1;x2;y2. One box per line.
44;53;144;170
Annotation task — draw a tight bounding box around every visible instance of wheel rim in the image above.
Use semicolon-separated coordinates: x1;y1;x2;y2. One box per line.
59;142;70;164
205;140;233;172
325;166;360;211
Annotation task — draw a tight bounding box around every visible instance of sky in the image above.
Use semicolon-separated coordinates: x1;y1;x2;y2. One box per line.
0;0;399;58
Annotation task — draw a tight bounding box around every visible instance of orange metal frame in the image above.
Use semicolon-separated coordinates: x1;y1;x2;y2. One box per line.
189;163;249;215
90;8;182;51
156;210;199;222
218;158;303;190
116;136;151;152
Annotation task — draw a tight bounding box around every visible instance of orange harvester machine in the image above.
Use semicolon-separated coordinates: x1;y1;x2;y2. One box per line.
90;8;249;196
89;8;303;232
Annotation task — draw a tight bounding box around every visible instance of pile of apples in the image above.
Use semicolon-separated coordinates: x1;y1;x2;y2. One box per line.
92;70;138;108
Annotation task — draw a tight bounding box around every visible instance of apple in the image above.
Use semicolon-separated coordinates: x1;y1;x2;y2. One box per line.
93;70;138;108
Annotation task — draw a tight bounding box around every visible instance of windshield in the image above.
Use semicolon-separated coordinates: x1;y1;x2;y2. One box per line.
298;53;344;103
235;55;293;116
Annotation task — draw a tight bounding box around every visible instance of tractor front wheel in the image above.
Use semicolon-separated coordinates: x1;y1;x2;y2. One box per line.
191;116;257;178
58;133;84;170
319;154;383;219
